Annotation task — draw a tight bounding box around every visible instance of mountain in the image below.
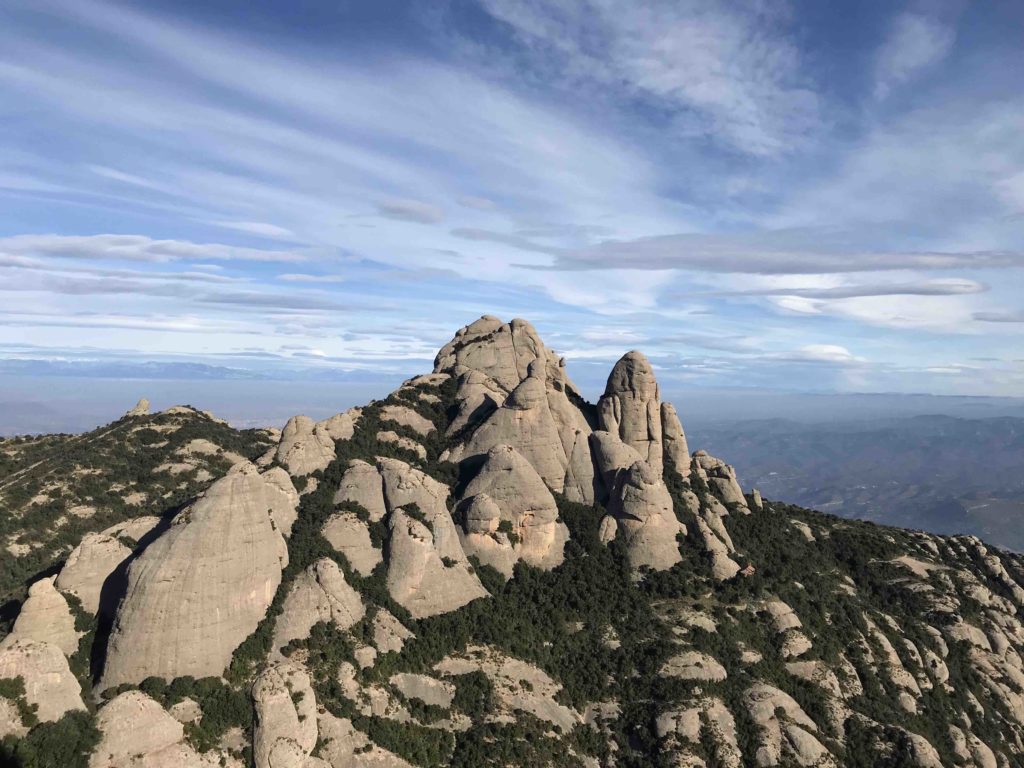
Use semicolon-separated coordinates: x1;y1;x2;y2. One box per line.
692;416;1024;550
2;315;1024;767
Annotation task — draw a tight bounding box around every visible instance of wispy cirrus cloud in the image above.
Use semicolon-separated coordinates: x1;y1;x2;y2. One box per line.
874;11;956;100
0;234;306;263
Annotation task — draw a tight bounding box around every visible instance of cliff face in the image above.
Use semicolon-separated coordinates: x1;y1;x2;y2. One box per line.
3;315;1024;768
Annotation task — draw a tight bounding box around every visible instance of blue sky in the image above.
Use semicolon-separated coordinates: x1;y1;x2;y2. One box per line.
1;0;1023;402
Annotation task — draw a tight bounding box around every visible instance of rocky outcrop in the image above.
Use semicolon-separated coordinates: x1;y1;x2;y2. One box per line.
372;610;414;654
598;352;664;474
694;451;747;509
320;409;361;441
379;405;434;437
0;640;84;723
457;445;569;577
603;460;685;571
377;430;427;460
276;415;336;476
125;398;150;417
90;690;238;768
656;697;741;768
436;317;594;498
334;459;387;521
316;712;414;768
252;662;320;768
100;463;292;688
1;576;81;657
744;682;832;766
377;458;489;618
272;559;365;651
322;511;382;577
446;367;568;492
58;536;124;594
661;651;727;681
660;402;690;479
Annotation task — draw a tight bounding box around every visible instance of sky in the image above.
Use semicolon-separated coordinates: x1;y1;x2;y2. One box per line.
2;0;1024;410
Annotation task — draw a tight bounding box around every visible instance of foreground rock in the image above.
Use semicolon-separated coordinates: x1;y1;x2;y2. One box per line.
0;640;85;723
252;662;321;768
90;690;239;768
100;463;294;688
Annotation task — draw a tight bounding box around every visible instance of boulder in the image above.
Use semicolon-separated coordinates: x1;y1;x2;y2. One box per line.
252;662;319;768
605;460;685;571
0;640;84;723
276;415;336;476
458;445;569;576
272;559;365;651
100;463;291;688
598;352;663;474
2;576;81;657
319;409;360;441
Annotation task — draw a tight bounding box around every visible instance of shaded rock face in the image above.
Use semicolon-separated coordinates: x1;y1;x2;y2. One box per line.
598;352;664;475
604;460;685;571
0;640;84;723
1;576;80;657
272;559;365;652
100;463;292;689
457;444;569;578
252;662;319;768
55;516;162;616
661;402;690;479
334;459;387;521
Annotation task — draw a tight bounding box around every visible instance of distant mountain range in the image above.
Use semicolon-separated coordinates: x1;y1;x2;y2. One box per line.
693;414;1024;550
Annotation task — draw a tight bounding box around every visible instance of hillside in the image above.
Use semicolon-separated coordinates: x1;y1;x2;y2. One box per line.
2;316;1024;768
0;404;276;611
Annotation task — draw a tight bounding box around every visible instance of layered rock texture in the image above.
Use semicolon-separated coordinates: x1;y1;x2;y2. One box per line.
5;315;1024;767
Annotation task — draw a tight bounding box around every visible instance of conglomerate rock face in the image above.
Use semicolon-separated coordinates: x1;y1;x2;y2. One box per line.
99;462;296;688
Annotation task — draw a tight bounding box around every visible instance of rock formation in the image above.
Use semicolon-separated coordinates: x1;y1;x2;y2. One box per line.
276;415;337;476
0;640;85;723
125;398;150;417
457;444;569;577
272;558;365;651
90;690;238;768
598;352;664;474
100;463;293;688
322;510;382;577
252;662;321;768
374;458;489;618
1;576;81;657
602;460;685;571
694;451;748;509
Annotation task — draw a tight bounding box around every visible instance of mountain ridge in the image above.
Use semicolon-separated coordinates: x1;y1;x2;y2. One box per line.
1;315;1023;767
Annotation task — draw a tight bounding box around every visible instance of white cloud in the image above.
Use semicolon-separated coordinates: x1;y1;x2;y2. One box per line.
0;234;305;263
211;221;295;238
476;0;820;156
874;12;956;100
279;273;345;283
